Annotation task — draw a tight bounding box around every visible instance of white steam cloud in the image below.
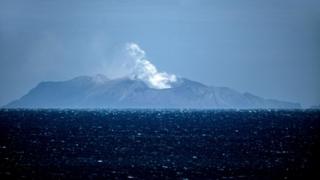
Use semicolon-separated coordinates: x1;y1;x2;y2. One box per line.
118;43;177;89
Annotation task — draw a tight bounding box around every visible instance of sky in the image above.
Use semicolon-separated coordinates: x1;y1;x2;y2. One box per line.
0;0;319;107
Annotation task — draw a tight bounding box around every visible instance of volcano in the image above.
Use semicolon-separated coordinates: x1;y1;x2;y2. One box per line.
4;74;300;109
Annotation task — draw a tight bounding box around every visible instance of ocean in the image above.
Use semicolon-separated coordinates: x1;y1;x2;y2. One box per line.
0;109;319;179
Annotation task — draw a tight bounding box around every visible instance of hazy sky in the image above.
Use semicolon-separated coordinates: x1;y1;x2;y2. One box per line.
0;0;320;107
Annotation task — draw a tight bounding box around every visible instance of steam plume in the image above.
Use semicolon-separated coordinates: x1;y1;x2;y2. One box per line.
122;43;177;89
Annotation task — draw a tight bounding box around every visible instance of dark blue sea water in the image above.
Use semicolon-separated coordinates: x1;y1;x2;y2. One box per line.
0;109;319;179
